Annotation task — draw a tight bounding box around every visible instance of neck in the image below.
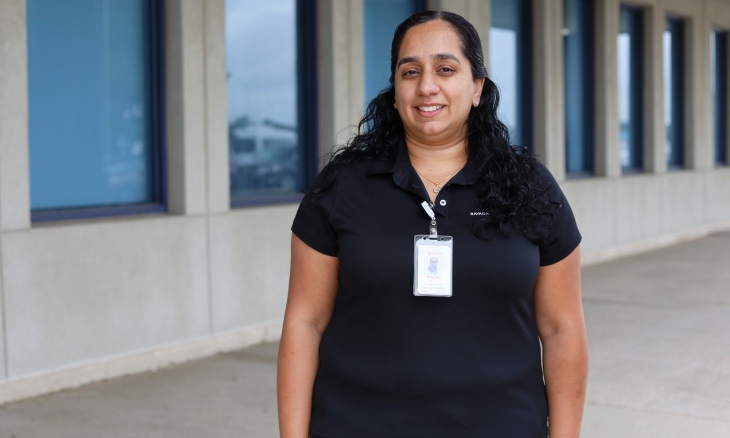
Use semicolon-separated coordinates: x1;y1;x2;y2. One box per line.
406;135;469;203
405;134;469;173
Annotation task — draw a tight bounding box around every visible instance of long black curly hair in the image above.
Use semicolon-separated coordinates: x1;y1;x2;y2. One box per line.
312;10;556;244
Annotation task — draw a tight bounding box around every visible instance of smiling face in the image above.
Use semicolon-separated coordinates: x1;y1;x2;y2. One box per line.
393;20;485;148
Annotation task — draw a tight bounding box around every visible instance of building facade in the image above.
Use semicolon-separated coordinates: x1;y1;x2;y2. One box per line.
0;0;729;403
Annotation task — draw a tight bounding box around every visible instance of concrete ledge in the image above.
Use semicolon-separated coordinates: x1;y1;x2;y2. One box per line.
0;320;282;406
581;221;730;266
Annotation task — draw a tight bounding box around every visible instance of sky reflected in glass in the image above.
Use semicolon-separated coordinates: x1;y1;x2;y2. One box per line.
226;0;301;198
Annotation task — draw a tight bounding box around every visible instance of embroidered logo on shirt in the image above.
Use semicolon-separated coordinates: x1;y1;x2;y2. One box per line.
470;212;489;216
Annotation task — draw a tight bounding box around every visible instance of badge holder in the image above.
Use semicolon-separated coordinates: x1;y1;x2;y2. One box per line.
414;202;453;297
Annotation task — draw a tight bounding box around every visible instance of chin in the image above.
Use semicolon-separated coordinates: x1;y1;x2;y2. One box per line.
416;124;447;137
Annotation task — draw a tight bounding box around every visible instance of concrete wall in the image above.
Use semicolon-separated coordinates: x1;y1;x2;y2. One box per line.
0;0;32;389
0;0;292;404
0;0;729;404
562;0;730;263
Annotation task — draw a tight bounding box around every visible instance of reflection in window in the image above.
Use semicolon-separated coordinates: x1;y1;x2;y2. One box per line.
563;0;594;175
226;0;303;199
618;5;643;172
713;30;728;165
490;0;531;148
364;0;424;104
664;17;684;168
27;0;161;213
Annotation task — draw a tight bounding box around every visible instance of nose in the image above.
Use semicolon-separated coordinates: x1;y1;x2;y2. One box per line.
417;71;439;96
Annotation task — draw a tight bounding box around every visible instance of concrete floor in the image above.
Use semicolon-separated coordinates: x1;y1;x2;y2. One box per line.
580;231;730;437
1;232;729;437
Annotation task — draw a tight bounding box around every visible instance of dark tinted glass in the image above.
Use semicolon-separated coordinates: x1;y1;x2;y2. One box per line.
28;0;160;211
664;17;684;168
490;0;532;148
618;5;644;172
713;30;728;165
564;0;594;174
227;0;303;199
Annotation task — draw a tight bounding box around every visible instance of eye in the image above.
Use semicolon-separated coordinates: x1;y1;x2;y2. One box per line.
438;66;456;74
402;68;419;77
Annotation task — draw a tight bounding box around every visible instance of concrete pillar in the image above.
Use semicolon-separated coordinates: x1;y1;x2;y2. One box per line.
644;4;667;174
682;17;698;169
428;0;491;50
165;0;208;214
663;0;711;170
0;0;31;384
595;0;621;178
532;0;565;178
0;0;31;231
203;0;231;213
317;0;365;161
687;1;716;169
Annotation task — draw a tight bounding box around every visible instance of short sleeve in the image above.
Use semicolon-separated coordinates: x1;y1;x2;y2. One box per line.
291;170;339;257
537;164;582;266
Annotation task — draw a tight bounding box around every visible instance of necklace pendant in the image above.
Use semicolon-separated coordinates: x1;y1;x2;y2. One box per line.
433;185;441;194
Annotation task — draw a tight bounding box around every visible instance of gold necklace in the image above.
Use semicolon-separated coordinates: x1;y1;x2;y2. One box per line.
413;168;458;194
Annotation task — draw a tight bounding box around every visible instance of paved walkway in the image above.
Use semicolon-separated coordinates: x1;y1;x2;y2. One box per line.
1;232;729;437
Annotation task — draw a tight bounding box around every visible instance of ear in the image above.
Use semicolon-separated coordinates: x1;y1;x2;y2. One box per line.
473;78;485;107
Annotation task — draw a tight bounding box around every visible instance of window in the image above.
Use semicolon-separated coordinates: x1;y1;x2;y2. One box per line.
226;0;317;205
364;0;425;104
713;30;728;166
664;17;684;169
618;5;643;172
490;0;532;148
563;0;594;175
27;0;165;221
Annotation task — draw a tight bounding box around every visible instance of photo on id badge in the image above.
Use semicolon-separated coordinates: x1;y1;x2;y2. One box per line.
427;256;440;275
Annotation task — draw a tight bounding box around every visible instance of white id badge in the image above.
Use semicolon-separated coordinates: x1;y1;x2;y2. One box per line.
413;235;453;297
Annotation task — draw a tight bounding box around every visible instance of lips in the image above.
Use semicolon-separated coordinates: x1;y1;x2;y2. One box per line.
418;105;444;112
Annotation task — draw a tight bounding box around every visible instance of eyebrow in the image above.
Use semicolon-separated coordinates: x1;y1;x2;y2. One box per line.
396;53;462;69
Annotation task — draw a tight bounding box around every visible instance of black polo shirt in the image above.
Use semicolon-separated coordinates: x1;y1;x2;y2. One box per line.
291;144;581;438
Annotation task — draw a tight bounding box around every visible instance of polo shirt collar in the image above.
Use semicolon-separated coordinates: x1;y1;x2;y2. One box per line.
364;140;481;186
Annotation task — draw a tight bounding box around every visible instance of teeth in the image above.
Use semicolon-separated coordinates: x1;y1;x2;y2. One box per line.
419;105;443;112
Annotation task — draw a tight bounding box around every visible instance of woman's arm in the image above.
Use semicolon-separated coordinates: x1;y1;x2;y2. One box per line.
277;234;339;438
534;245;589;438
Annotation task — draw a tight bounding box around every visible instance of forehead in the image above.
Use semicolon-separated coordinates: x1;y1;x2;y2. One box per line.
397;20;464;61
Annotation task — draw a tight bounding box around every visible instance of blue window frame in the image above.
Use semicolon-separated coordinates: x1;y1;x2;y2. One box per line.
27;0;166;222
713;30;728;166
618;5;644;173
364;0;426;104
564;0;594;176
664;17;684;169
226;0;318;206
490;0;532;148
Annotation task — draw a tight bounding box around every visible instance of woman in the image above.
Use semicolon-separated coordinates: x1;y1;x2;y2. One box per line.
278;10;588;438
